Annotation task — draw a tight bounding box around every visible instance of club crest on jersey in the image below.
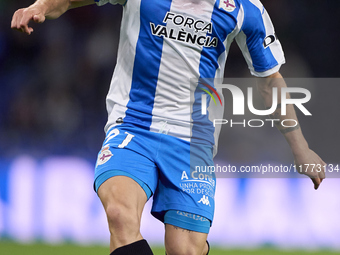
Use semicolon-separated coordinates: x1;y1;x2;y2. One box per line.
97;146;113;166
219;0;236;12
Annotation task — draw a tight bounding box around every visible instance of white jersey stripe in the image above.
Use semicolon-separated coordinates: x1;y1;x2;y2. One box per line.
150;0;216;141
104;0;142;132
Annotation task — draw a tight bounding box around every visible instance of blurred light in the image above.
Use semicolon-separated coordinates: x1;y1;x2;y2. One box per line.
0;156;339;250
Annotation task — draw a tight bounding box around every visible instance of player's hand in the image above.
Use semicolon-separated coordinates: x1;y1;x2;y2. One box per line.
293;148;326;190
11;4;47;35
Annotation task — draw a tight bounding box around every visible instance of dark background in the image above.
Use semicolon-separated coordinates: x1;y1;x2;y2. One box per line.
0;0;339;163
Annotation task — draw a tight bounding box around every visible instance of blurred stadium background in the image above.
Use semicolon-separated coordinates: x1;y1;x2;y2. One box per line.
1;0;340;254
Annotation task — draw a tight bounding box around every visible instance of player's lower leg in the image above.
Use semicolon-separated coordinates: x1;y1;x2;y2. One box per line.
165;241;209;255
165;240;209;255
164;224;209;255
97;176;148;253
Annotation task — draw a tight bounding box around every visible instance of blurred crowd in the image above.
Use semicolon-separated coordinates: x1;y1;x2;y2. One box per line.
0;1;339;161
1;2;122;159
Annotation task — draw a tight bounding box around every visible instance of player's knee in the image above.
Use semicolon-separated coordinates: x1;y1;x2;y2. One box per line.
105;203;139;232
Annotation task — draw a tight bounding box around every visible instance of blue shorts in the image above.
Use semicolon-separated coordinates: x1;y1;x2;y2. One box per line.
94;124;216;233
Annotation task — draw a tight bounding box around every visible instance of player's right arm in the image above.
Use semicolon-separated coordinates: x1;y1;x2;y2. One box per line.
11;0;94;35
236;0;326;189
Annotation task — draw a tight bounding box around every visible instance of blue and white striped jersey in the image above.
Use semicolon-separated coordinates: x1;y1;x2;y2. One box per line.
95;0;285;155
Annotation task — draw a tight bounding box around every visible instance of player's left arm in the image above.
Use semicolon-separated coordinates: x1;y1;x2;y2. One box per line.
257;71;326;190
11;0;95;35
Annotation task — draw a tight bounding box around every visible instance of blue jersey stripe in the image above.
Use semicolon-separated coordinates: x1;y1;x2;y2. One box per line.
124;0;172;129
191;0;240;146
241;0;278;72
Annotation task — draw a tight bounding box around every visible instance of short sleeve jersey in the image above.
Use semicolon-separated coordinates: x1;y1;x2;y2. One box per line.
95;0;285;155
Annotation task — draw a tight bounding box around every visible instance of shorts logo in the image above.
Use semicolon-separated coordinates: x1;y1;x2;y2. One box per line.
219;0;236;12
97;146;113;166
198;195;210;206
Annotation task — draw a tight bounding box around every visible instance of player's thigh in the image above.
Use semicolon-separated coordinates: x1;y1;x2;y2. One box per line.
98;176;147;222
165;224;208;255
95;125;159;221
